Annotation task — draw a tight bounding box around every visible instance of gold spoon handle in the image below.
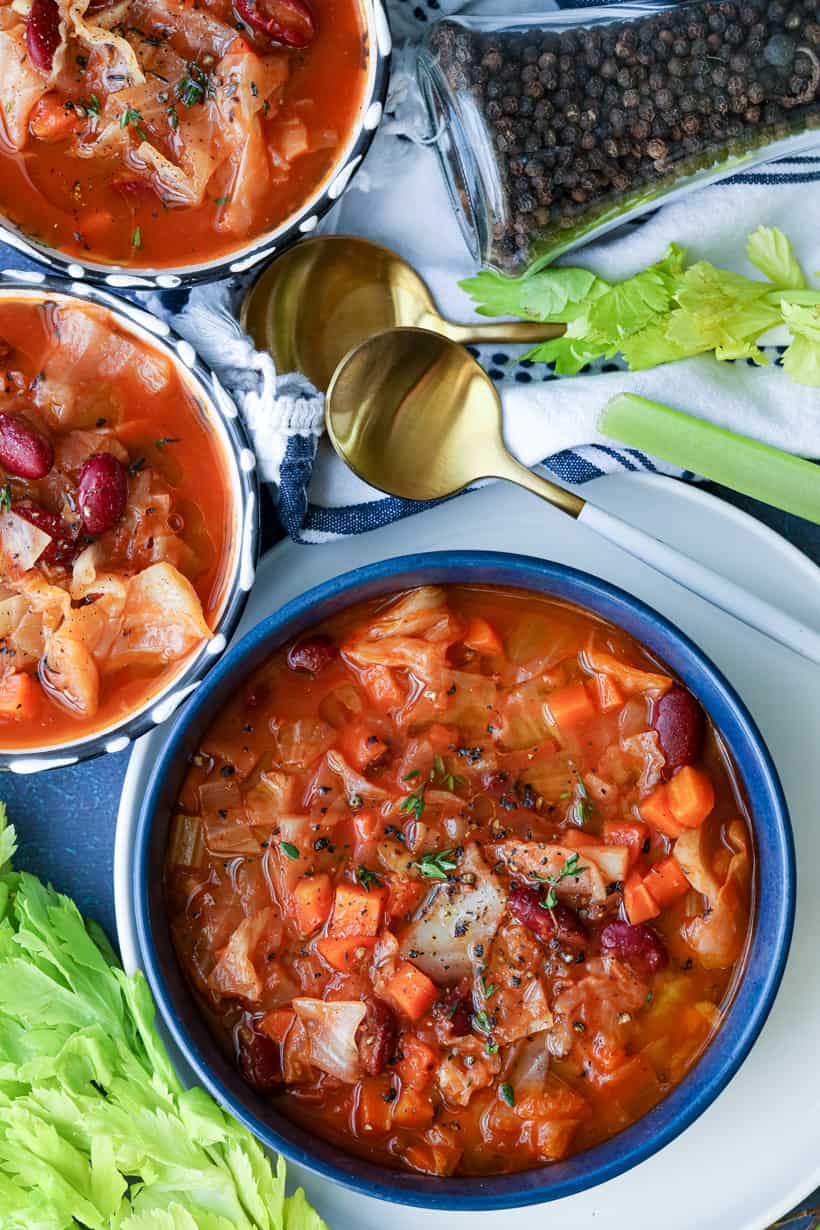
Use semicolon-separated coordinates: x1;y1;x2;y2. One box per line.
495;454;585;518
442;319;566;345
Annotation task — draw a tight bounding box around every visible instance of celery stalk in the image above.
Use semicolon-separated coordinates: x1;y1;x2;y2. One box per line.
600;393;820;526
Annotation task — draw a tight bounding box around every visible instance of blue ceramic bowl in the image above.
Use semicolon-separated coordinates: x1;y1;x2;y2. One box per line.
133;552;795;1210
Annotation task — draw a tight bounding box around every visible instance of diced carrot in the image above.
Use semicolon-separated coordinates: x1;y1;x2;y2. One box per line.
644;856;690;909
666;766;715;830
316;935;375;971
602;819;649;868
386;874;423;922
392;1087;435;1129
29;94;79;143
640;784;686;838
463;616;504;656
562;829;599;848
546;681;596;730
624;869;661;924
396;1033;438;1090
593;672;624;713
292;873;333;936
258;1008;295;1045
0;673;38;722
329;881;387;938
401;1136;462;1176
355;1076;394;1136
384;961;438;1022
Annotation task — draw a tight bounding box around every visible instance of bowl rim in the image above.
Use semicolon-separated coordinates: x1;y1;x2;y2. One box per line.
0;0;391;290
133;551;795;1210
0;274;260;771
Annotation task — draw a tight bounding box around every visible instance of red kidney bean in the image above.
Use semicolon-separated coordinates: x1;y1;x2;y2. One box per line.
236;1022;283;1091
13;501;77;566
233;0;316;46
0;413;54;480
508;884;588;945
599;919;669;974
356;996;398;1075
287;634;338;674
77;452;128;535
653;686;705;774
25;0;62;71
433;987;473;1036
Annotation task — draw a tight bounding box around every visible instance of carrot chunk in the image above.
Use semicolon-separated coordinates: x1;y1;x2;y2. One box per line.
0;673;38;721
29;94;79;143
355;1076;394;1135
666;766;715;830
386;874;423;922
258;1008;295;1044
384;961;438;1022
292;873;333;936
640;784;685;838
396;1033;438;1090
316;935;375;971
392;1087;435;1129
602;819;648;868
624;870;661;924
329;881;387;938
644;856;690;909
463;616;503;656
546;681;596;730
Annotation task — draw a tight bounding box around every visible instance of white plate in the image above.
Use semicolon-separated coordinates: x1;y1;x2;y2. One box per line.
115;474;820;1230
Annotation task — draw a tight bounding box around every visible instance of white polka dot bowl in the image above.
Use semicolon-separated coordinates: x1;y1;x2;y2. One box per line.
0;277;259;773
0;0;391;290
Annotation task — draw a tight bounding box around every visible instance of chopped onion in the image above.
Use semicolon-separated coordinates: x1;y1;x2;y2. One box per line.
0;511;52;572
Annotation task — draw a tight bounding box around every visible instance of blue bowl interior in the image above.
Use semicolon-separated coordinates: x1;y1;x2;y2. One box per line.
134;552;794;1210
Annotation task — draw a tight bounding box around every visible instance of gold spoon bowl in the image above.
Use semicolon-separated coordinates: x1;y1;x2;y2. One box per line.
241;234;565;391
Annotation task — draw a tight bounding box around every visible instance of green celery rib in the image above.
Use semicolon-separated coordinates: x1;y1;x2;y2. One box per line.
600;393;820;526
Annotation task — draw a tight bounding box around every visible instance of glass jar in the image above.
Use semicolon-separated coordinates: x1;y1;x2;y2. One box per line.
417;2;820;273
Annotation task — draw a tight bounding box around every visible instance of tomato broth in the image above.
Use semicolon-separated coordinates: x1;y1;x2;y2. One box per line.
165;583;755;1178
0;0;367;268
0;295;233;749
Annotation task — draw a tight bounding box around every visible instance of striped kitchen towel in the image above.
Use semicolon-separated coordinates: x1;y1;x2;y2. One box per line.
3;0;819;542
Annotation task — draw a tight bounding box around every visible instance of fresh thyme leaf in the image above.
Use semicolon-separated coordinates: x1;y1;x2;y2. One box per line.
472;1009;492;1034
85;93;101;115
403;769;421;781
356;865;383;891
485;1039;499;1055
538;852;588;912
481;977;497;1000
415;848;458;881
154;436;180;450
499;1082;515;1107
0;484;11;514
131;226;142;249
430;754;465;792
214;195;232;205
280;840;300;860
167;105;179;130
120;106;148;141
399;787;426;822
177;63;211;107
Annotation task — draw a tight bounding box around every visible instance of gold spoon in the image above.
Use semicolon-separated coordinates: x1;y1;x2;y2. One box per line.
241;234;565;392
326;327;820;668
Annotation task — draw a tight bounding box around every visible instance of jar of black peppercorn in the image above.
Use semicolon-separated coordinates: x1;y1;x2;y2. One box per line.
417;1;820;273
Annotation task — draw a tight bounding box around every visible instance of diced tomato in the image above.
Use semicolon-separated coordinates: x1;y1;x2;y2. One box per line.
0;673;38;722
392;1087;434;1129
463;616;503;656
602;818;649;868
354;1076;394;1136
385;874;423;922
337;721;389;773
29;94;80;143
352;810;385;861
258;1008;296;1045
396;1033;438;1090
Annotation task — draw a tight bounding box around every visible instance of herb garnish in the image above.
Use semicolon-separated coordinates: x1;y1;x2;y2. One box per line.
120;107;148;141
534;851;588;912
176;63;211;107
127;457;146;476
356;866;383;891
85;93;101;115
154;437;180;450
399;786;426;822
481;976;497;1000
472;1010;492;1034
499;1082;515;1107
131;226;142;250
485;1039;499;1055
214;195;232;206
167;106;179;131
280;840;300;860
403;769;420;781
0;484;11;514
415;849;458;881
431;754;465;793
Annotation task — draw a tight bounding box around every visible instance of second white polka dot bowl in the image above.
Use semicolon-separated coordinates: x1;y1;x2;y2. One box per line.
0;277;259;773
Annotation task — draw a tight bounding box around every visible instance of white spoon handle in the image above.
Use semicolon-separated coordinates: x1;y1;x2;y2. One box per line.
580;502;820;668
